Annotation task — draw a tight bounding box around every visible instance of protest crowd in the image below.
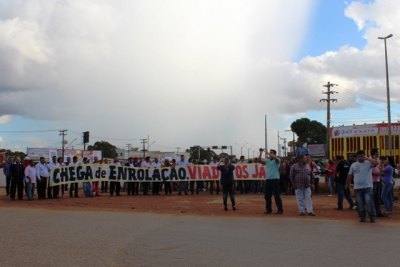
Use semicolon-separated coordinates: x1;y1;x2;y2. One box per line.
2;148;399;223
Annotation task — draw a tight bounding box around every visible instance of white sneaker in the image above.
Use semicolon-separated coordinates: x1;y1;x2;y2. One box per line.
328;194;333;197
352;205;357;210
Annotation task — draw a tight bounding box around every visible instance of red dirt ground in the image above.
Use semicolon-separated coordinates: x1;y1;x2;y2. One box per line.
1;187;399;223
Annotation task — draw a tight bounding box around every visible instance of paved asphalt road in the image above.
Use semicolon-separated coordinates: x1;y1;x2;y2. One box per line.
1;207;399;267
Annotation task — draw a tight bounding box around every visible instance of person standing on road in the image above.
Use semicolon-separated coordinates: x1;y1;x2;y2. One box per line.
151;157;162;195
10;157;25;200
176;155;189;195
259;148;283;214
380;156;394;216
69;156;79;198
24;159;37;200
290;155;315;216
3;157;13;196
346;150;378;223
217;157;236;211
36;157;50;200
335;156;356;210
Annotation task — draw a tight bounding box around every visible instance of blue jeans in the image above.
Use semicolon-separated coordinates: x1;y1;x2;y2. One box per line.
336;183;354;209
294;187;313;213
83;182;93;197
25;182;35;200
355;188;375;219
381;183;393;213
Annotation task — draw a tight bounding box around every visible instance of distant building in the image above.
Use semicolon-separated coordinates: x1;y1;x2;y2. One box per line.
330;122;400;162
116;148;189;161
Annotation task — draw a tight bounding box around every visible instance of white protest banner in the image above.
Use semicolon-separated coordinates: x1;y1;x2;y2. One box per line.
49;163;266;186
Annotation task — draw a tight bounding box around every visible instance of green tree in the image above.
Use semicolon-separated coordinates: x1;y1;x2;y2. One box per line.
187;146;217;162
87;141;117;159
1;149;27;160
290;118;327;145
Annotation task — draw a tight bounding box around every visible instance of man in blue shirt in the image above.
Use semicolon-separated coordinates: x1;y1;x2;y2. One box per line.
259;148;283;214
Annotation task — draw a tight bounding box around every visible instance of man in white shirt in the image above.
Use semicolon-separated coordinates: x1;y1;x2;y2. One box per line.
24;160;37;200
35;157;50;200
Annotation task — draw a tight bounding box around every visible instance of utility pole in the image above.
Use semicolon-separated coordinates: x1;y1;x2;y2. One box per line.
265;114;268;151
59;129;67;162
320;81;338;159
277;131;281;156
378;34;393;156
280;137;287;157
176;147;181;157
140;139;148;158
126;143;132;158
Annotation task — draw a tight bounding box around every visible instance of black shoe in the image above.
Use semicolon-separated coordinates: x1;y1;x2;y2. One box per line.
360;218;366;222
277;210;283;214
308;212;316;216
224;207;228;211
232;206;236;211
370;217;376;223
335;208;343;210
264;211;272;214
377;213;386;217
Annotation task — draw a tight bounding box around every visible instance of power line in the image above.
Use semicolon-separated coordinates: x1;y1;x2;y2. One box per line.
0;130;59;133
320;81;338;159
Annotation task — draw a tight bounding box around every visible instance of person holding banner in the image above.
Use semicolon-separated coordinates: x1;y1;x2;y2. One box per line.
176;155;189;195
217;157;236;211
259;148;283;214
125;157;135;196
110;157;121;196
162;159;173;195
140;157;151;195
151;158;162;195
69;156;79;198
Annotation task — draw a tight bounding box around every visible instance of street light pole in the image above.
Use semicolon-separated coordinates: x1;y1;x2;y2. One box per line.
378;34;393;156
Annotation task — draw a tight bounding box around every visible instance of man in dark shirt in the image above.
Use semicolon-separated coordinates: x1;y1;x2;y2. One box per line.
335;156;355;210
217;157;236;211
10;157;24;200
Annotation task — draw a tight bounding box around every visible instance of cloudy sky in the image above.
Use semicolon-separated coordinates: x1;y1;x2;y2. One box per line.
0;0;399;157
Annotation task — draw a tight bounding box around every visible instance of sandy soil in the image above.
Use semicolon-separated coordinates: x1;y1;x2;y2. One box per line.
1;187;399;222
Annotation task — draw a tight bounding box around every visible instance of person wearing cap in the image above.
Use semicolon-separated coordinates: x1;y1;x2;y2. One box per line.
24;159;37;200
346;150;378;223
290;154;315;216
259;148;283;214
217;157;236;211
